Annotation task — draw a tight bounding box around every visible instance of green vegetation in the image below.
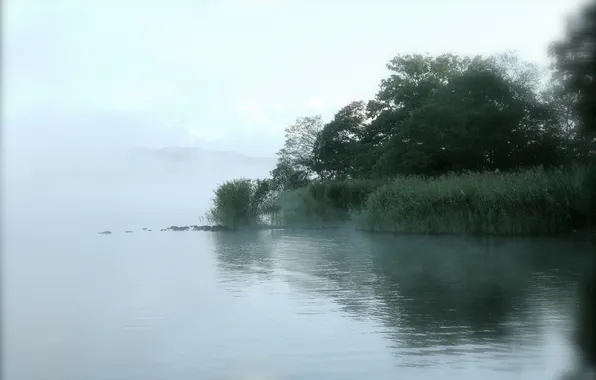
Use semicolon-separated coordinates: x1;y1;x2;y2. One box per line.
206;2;596;236
206;178;274;229
354;165;591;235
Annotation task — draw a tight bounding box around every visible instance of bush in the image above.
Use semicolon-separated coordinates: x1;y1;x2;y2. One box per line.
207;178;272;228
208;165;593;235
273;179;385;226
354;164;592;235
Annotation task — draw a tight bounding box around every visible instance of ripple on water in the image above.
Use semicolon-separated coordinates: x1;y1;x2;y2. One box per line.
4;229;593;380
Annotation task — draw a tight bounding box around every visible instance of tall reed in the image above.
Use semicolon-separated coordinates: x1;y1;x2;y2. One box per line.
353;165;591;235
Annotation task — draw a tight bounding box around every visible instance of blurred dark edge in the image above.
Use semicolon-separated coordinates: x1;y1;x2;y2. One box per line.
570;0;596;376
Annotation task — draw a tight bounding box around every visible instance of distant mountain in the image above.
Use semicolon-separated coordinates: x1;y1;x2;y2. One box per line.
3;110;279;190
129;145;276;166
5;144;277;192
3;113;281;231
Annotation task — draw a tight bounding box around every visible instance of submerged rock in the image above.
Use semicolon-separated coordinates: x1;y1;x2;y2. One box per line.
191;224;233;232
98;231;112;235
166;225;190;231
160;224;234;232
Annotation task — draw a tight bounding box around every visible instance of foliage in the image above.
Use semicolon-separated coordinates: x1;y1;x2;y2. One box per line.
270;116;323;191
551;2;596;373
269;159;311;193
207;5;596;234
549;0;596;136
272;179;385;226
311;101;368;179
313;53;575;179
549;0;596;235
353;164;591;235
207;178;274;228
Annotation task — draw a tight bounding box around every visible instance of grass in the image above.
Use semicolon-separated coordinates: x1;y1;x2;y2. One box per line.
207;164;594;236
352;164;593;235
273;179;385;227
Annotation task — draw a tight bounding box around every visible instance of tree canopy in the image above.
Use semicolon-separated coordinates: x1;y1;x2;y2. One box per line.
303;52;590;181
549;0;596;136
208;1;596;237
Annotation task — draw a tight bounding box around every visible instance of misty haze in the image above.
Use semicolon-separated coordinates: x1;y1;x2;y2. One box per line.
3;1;596;380
3;115;276;233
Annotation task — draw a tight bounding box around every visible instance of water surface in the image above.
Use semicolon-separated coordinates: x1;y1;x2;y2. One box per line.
3;227;593;380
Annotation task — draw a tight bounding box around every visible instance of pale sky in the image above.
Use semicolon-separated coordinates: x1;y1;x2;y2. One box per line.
3;0;588;157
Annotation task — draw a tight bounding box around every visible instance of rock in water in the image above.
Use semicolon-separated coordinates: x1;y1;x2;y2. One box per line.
167;225;190;231
190;224;233;232
160;225;234;232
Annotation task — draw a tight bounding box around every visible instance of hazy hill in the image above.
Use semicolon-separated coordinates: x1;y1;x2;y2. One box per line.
3;144;277;233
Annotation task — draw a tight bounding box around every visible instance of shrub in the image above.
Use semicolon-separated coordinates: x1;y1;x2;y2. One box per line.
207;178;271;228
354;164;592;235
273;179;385;226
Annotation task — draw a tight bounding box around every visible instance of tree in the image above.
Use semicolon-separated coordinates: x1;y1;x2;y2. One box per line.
543;76;580;138
277;115;323;171
270;115;323;191
549;0;596;136
370;53;473;117
207;178;274;228
250;178;272;219
269;159;311;192
485;51;542;94
549;5;596;372
355;53;568;177
549;0;596;167
311;101;368;179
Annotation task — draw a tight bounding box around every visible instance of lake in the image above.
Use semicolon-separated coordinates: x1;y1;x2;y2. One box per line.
3;226;594;380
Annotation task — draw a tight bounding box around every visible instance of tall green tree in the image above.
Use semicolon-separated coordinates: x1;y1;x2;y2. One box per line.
550;2;596;372
549;0;596;165
311;101;368;179
269;160;311;192
549;0;596;136
348;53;567;177
270;116;323;191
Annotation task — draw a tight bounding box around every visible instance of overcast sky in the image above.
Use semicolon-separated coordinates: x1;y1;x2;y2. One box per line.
3;0;588;157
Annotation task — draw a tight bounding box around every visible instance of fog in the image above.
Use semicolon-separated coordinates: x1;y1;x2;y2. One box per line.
3;0;586;237
2;117;276;236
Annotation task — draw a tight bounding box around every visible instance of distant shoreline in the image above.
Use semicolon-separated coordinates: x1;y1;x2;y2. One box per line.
98;224;594;238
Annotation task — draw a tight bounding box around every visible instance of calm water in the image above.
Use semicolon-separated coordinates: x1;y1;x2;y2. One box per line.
3;227;594;380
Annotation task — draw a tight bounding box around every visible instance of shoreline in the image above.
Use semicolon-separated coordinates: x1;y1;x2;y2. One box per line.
98;224;595;238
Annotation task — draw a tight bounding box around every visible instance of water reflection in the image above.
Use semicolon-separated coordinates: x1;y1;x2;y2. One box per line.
367;235;535;346
5;227;592;380
213;229;593;375
211;230;276;291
